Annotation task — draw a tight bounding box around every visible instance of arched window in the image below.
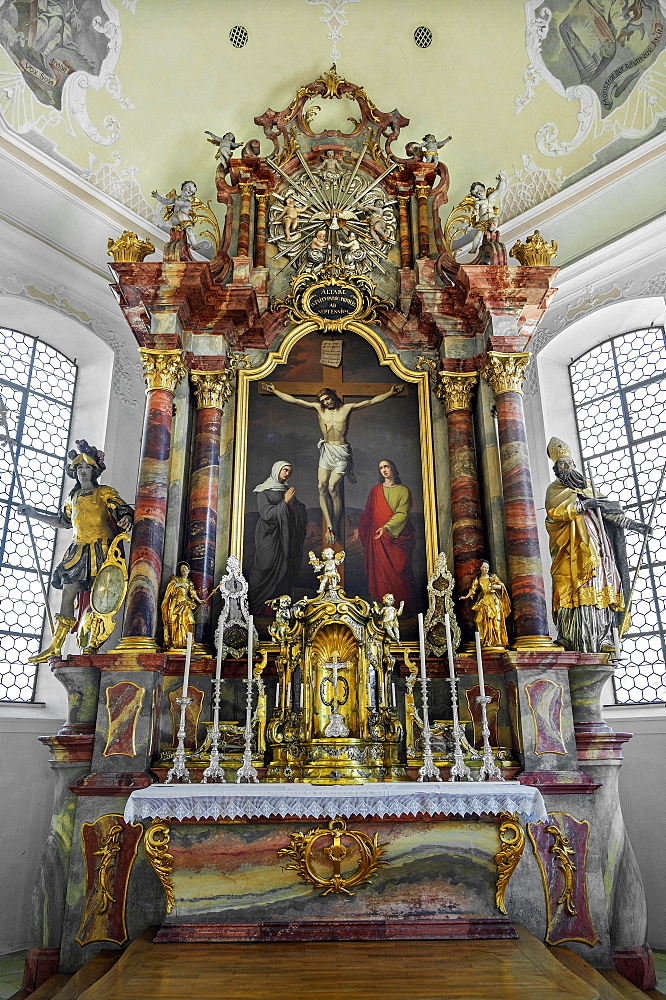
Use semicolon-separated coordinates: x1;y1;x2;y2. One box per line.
569;326;666;704
0;327;77;702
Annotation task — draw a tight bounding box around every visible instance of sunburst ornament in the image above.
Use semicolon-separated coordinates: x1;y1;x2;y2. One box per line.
267;146;398;278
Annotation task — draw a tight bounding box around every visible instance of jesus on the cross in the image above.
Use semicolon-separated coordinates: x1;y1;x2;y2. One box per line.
261;381;402;543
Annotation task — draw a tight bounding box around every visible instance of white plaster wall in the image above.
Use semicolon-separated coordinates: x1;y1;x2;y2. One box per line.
0;711;64;954
0;155;145;953
602;705;666;951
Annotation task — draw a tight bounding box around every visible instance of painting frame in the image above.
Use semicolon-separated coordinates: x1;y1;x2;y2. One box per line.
230;321;438;603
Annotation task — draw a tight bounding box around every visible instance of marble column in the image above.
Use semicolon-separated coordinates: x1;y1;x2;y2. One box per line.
480;352;553;647
237;182;254;258
254;191;269;268
184;368;238;647
397;193;412;268
415;184;430;259
119;348;186;650
433;371;484;643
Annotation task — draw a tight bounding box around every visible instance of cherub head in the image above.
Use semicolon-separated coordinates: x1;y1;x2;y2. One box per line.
324;150;337;159
470;181;486;199
422;134;436;143
383;593;395;606
277;594;291;608
322;547;335;560
181;180;197;198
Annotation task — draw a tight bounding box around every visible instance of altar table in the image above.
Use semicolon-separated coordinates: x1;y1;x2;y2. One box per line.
125;782;547;943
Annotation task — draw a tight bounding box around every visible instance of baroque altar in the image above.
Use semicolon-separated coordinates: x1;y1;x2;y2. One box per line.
20;66;656;994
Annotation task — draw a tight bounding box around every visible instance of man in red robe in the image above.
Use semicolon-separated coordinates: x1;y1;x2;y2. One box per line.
358;459;416;612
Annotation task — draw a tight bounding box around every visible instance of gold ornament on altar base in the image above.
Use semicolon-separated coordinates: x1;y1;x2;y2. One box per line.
511;230;557;267
495;812;525;914
107;231;155;263
278;817;389;896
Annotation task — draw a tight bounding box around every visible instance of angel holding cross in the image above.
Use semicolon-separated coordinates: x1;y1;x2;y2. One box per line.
262;381;402;544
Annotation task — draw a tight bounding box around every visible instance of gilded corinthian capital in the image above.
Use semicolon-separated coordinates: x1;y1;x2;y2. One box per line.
139;348;187;394
481;352;531;396
434;372;478;413
190;354;250;410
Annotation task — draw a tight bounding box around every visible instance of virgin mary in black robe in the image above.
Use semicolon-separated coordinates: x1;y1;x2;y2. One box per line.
248;461;308;613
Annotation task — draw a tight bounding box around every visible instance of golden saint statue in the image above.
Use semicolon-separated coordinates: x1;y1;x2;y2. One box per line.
161;561;202;650
462;561;511;650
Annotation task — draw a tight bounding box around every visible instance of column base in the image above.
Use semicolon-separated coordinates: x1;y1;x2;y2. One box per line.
613;945;657;991
22;947;60;991
512;635;561;651
112;636;161;653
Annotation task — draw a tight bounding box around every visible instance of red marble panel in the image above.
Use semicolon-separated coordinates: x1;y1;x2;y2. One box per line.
525;678;567;755
103;681;145;758
76;814;143;947
528;812;597;946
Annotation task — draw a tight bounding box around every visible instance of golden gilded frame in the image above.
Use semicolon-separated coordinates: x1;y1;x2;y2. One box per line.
230;321;438;578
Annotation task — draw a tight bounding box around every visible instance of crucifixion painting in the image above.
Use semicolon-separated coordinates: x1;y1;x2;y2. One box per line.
241;331;428;619
262;378;402;543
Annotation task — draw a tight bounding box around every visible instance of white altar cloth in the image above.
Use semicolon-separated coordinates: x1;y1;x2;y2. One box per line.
123;781;547;824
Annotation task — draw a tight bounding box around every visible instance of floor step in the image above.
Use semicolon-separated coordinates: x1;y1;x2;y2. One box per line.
77;924;601;1000
550;947;629;1000
601;970;661;999
8;974;70;1000
47;951;119;1000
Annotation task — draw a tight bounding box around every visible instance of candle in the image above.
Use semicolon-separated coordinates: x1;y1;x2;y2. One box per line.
247;615;253;685
418;612;427;683
612;626;621;660
275;681;280;707
475;630;485;698
214;625;223;686
182;628;193;696
444;613;455;685
392;682;397;707
286;681;292;706
299;682;304;708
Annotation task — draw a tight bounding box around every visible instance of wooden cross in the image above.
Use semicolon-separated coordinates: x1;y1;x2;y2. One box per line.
258;344;406;399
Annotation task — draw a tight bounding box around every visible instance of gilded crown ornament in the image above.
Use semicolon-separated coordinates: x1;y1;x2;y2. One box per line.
107;231;155;263
511;230;558;267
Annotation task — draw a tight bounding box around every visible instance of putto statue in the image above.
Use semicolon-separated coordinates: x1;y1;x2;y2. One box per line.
308;547;345;594
545;437;652;653
462;561;511;650
19;440;133;662
414;132;452;163
373;593;404;643
161;561;203;651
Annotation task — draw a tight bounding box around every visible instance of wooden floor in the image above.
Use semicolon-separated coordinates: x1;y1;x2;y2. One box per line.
77;926;602;1000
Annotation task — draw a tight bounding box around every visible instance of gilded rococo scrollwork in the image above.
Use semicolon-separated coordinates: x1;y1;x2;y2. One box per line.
495;812;525;915
145;820;175;914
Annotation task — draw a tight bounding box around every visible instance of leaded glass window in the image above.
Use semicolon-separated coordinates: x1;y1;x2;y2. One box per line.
570;326;666;704
0;328;77;701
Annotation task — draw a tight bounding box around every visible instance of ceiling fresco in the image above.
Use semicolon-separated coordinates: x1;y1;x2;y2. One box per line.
0;0;665;238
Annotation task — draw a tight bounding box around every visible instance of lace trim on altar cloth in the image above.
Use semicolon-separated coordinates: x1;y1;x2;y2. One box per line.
123;781;547;824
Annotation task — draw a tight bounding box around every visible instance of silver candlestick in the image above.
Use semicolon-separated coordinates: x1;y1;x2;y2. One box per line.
165;696;192;784
417;612;442;782
444;613;472;782
236;614;259;783
202;678;226;783
476;695;504;782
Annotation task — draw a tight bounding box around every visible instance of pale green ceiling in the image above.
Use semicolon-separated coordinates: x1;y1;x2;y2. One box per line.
1;0;665;229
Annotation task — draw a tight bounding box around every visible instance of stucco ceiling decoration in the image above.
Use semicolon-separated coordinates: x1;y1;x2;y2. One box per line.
306;0;362;60
0;0;133;145
517;0;666;155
